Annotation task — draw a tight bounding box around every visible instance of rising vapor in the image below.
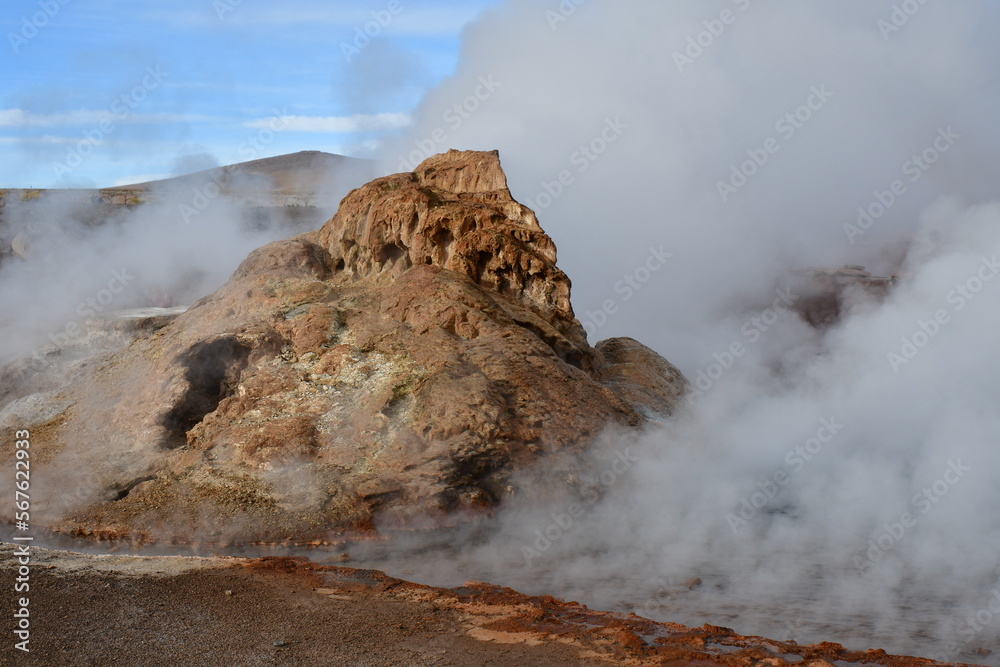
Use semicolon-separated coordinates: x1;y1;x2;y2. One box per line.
367;1;1000;661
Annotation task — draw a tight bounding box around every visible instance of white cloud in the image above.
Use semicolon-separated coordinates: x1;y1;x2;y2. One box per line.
244;112;411;133
0;135;94;146
145;2;497;35
0;109;221;128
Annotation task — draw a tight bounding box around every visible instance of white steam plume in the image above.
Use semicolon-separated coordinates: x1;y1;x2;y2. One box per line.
366;1;1000;662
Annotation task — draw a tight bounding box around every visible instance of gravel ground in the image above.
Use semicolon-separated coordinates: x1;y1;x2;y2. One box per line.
0;545;964;667
0;550;594;666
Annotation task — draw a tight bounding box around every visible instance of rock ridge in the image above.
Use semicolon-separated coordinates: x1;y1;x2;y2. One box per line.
317;149;586;365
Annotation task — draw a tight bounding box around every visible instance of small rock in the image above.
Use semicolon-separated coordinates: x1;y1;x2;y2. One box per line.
224;590;233;596
273;640;288;647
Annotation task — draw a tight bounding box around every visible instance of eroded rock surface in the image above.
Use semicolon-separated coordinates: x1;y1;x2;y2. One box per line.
0;150;685;544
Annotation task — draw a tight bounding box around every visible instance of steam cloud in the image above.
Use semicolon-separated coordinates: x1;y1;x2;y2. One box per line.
0;162;371;369
366;1;1000;662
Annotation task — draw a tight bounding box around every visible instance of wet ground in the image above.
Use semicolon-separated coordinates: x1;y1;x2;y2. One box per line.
0;542;989;667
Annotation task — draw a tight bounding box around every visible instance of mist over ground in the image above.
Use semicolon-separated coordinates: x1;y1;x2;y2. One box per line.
365;1;1000;662
0;156;372;367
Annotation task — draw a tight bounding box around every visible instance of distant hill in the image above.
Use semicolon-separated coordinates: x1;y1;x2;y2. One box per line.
112;151;376;195
0;151;379;264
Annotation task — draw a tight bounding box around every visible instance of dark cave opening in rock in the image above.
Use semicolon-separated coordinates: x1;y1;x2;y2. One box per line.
160;336;253;448
375;241;408;268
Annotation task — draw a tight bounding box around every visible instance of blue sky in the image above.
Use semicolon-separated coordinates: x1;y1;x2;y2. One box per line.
0;0;500;188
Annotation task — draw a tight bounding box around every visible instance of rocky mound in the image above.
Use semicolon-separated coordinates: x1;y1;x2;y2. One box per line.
1;150;685;544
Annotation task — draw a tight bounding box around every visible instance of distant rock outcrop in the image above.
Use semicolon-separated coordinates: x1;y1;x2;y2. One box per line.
784;265;897;328
1;150;686;544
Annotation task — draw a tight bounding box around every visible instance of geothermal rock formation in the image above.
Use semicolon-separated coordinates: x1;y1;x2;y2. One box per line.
2;150;685;543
